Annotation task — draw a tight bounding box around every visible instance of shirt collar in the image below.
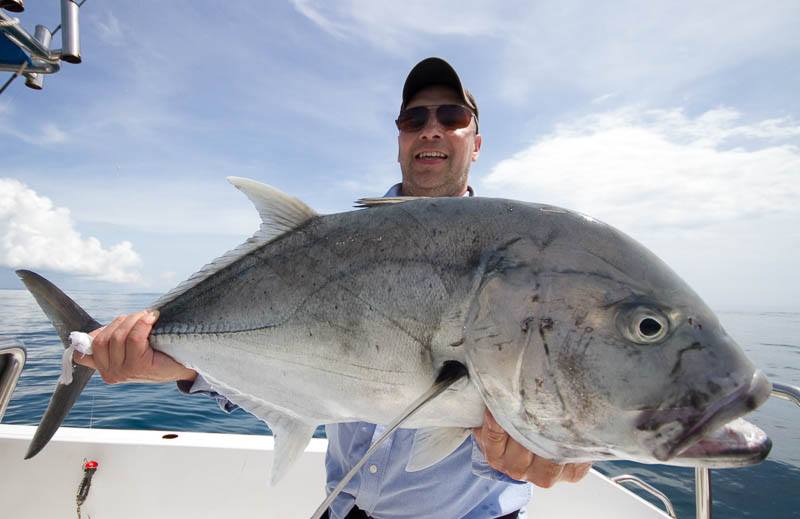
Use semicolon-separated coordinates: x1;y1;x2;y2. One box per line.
383;183;474;197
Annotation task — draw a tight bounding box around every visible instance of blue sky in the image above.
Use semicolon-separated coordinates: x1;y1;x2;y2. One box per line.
1;0;798;311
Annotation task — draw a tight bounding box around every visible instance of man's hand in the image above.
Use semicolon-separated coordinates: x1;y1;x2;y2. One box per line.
73;310;198;384
472;409;591;488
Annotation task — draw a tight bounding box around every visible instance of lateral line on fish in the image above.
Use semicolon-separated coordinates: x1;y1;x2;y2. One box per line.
195;347;412;385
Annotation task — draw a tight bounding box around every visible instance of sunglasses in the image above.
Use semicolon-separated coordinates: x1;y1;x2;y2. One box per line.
395;104;476;133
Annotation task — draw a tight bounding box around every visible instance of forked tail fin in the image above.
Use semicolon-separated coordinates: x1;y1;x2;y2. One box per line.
15;269;101;459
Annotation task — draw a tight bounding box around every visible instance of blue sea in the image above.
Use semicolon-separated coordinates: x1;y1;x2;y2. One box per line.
1;289;798;518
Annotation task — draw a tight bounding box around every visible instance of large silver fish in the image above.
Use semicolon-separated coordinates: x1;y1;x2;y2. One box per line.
19;177;772;484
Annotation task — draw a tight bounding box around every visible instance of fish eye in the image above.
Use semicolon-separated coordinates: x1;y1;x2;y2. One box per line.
616;305;670;344
638;316;664;339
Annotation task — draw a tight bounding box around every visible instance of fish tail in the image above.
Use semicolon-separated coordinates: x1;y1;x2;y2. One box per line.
15;270;101;459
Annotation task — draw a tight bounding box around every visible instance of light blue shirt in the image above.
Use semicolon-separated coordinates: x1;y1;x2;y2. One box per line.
182;183;533;518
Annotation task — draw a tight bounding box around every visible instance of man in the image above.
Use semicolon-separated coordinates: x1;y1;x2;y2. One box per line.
75;57;590;518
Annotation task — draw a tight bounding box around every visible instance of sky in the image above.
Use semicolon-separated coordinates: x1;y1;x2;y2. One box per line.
1;0;798;312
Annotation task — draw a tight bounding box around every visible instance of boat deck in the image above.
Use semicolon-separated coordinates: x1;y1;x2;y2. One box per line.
0;425;671;518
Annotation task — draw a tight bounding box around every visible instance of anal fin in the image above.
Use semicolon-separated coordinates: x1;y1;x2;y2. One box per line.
202;376;316;486
407;427;471;472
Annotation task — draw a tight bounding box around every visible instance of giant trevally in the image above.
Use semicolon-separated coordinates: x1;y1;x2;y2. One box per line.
18;177;772;486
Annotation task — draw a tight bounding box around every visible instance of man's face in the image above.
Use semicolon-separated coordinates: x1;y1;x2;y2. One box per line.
397;85;482;197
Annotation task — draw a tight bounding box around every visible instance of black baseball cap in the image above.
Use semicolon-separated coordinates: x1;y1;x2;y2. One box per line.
401;57;479;124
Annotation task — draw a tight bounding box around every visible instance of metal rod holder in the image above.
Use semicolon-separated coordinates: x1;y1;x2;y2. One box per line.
0;10;57;64
59;0;80;63
24;24;51;89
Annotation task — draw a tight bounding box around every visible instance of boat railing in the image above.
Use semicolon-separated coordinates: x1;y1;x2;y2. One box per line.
0;339;26;422
612;474;678;518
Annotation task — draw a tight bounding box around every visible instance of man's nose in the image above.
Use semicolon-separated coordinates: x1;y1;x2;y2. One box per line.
418;112;444;139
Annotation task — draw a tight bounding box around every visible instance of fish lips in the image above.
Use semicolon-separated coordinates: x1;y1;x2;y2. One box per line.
636;370;772;465
671;418;772;468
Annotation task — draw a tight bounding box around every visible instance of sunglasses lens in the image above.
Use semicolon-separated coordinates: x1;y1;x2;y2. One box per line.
395;107;429;132
395;105;474;132
436;105;473;129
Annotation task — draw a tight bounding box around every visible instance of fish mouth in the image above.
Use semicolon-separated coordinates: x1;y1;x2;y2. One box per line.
637;370;772;465
670;418;772;468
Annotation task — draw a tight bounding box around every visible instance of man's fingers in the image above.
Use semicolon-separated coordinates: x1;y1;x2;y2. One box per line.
108;311;149;369
480;410;509;470
72;350;96;369
124;310;158;364
562;462;592;483
500;439;535;481
91;316;124;372
526;455;565;489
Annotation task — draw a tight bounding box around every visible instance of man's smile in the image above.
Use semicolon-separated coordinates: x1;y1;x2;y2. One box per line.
415;150;449;164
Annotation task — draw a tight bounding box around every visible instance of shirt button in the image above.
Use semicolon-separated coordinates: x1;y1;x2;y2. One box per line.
368;464;378;474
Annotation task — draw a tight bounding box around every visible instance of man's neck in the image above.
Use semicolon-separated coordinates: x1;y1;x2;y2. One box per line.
401;184;469;197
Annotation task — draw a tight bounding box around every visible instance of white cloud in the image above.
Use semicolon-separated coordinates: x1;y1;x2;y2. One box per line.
289;0;499;53
0;103;69;146
93;9;125;46
40;123;67;144
0;178;142;283
480;107;800;232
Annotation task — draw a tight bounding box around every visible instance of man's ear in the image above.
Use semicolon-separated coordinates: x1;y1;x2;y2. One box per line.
472;134;482;161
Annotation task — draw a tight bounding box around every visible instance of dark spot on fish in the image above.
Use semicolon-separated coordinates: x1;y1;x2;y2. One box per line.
584;326;594;333
520;388;527;398
535;230;557;251
375;344;379;353
539;318;554;331
531;294;539;303
688;317;693;325
677;389;710;410
535;378;544;389
521;316;536;332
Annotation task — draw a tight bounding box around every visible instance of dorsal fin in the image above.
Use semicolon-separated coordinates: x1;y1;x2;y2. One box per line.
228;176;318;236
151;178;318;308
354;196;428;208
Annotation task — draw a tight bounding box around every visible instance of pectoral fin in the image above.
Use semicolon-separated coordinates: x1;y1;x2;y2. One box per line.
407;427;471;472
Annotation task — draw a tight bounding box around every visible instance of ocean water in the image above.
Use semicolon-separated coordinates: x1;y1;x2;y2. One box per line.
1;289;797;518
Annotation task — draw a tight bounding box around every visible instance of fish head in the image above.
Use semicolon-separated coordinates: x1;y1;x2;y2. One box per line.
464;207;772;467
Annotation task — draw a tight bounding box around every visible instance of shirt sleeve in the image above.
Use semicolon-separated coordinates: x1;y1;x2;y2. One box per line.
176;376;239;413
470;437;528;484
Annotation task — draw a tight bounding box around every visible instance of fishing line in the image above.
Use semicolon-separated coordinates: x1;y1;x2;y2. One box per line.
309;361;468;519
